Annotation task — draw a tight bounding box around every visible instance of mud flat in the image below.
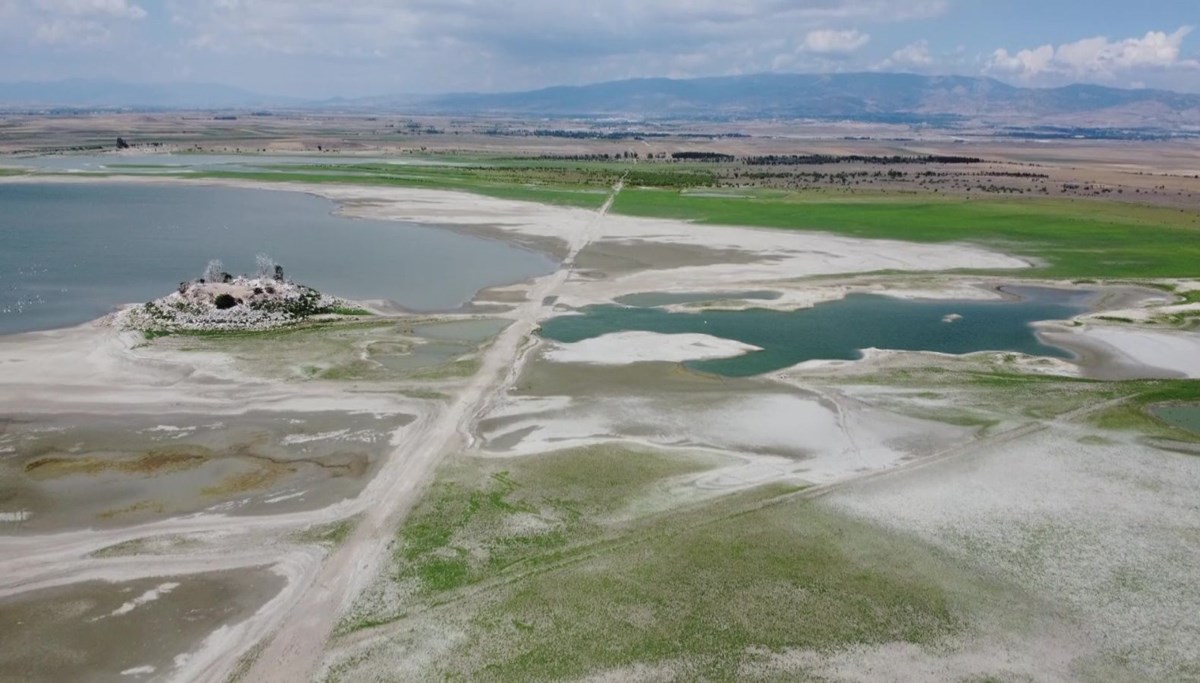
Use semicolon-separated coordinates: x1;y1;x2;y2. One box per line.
1041;324;1200;379
479;358;970;487
0;270;521;683
0;568;284;683
0;410;412;533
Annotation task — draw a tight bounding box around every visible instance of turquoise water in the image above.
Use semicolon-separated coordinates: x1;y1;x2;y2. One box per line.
0;183;556;335
1151;404;1200;435
539;291;1087;377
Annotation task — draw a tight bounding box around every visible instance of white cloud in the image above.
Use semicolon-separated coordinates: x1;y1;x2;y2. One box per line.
802;29;870;54
988;45;1055;78
168;0;938;59
878;39;934;70
35;0;147;20
987;26;1198;83
0;0;145;46
156;0;947;92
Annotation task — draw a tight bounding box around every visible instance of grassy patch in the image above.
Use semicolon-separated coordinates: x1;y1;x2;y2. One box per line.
1093;404;1200;442
446;500;981;681
408;357;481;380
292;517;358;548
392;445;714;597
610;189;1200;279
328;306;374;316
226;641;267;683
334;445;1021;681
89;535;200;558
335;445;719;634
159;317;498;383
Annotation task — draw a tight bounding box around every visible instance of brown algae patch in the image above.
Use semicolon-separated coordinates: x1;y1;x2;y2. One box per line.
96;500;166;520
1;411;411;531
24;448;208;480
201;459;296;497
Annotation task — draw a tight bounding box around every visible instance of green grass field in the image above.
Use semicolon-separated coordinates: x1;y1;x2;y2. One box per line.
612;188;1200;278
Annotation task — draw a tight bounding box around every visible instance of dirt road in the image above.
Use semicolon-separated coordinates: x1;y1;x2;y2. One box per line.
234;179;621;683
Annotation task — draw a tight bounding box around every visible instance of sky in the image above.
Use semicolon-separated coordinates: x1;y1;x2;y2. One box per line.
0;0;1197;97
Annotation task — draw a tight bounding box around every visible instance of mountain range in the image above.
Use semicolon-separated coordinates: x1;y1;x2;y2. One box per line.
3;73;1198;128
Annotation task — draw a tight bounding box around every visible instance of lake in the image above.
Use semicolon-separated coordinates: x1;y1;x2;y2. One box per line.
0;182;556;335
539;289;1089;377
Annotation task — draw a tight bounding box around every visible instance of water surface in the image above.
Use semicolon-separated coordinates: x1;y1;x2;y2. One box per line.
0;182;555;334
540;290;1087;377
1;152;459;174
1152;404;1200;435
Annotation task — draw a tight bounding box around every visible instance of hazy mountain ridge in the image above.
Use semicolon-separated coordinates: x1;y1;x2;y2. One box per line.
2;73;1198;128
426;73;1200;125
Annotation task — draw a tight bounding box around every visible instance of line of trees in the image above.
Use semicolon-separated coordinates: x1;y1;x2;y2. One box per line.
743;154;982;165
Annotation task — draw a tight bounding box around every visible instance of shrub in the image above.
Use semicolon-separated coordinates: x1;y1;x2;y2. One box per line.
214;293;238;309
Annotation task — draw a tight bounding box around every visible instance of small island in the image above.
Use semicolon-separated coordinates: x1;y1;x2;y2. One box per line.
119;256;366;334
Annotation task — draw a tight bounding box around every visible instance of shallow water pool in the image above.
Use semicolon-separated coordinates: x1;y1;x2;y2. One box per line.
540;289;1088;377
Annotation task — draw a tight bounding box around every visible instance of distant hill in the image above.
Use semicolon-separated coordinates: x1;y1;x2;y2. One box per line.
0;78;287;109
3;73;1198;128
423;73;1200;127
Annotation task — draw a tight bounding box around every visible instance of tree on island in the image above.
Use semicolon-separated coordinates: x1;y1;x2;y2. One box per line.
116;137;130;149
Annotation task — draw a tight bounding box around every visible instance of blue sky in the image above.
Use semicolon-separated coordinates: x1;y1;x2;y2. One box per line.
0;0;1196;96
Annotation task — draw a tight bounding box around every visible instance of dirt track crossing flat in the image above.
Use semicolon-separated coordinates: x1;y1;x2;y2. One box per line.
236;179;624;683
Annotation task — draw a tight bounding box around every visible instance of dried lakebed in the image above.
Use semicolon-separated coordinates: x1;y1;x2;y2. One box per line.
0;411;412;533
2;175;1199;682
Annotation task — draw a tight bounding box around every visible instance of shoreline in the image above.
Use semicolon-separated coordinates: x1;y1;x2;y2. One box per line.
2;173;1195;381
